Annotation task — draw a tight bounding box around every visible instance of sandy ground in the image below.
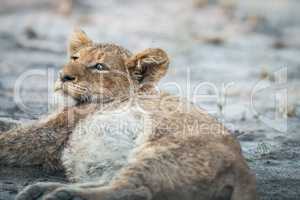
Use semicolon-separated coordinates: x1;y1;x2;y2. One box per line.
0;0;300;199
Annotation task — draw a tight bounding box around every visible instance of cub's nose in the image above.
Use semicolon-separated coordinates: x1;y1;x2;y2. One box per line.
61;74;76;82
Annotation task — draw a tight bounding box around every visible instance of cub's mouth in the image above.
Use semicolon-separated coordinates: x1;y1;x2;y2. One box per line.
54;80;114;106
54;80;91;104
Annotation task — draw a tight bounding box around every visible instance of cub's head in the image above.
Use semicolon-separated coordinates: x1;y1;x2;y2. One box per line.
54;29;169;106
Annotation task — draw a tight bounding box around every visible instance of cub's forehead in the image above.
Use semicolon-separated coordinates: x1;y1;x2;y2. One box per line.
75;43;132;60
76;46;104;59
95;43;132;58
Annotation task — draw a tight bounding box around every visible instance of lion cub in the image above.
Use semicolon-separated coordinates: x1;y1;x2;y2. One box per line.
0;29;256;200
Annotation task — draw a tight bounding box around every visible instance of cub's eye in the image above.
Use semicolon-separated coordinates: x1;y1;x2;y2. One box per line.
93;63;109;71
71;55;79;61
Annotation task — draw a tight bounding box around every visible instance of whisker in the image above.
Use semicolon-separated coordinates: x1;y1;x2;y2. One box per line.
68;85;88;94
73;84;88;91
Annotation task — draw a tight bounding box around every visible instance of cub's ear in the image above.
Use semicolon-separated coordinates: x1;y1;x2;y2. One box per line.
126;48;169;91
68;29;92;55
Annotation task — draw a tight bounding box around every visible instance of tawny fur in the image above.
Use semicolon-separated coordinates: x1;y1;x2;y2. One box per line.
0;29;256;200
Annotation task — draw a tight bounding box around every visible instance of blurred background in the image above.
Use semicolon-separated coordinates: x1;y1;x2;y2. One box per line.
0;0;300;199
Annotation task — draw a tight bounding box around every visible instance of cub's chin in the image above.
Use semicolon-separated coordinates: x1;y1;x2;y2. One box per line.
50;91;78;111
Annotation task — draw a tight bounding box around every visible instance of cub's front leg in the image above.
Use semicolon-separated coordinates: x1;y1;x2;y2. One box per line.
17;184;151;200
16;182;108;200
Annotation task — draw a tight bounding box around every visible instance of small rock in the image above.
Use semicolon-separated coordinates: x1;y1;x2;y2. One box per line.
272;40;287;49
232;129;245;137
24;27;38;40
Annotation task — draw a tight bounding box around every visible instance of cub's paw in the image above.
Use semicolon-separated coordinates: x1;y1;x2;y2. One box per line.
42;186;151;200
16;182;65;200
42;187;85;200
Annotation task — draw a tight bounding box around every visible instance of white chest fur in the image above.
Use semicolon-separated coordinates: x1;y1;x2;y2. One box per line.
62;107;146;183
